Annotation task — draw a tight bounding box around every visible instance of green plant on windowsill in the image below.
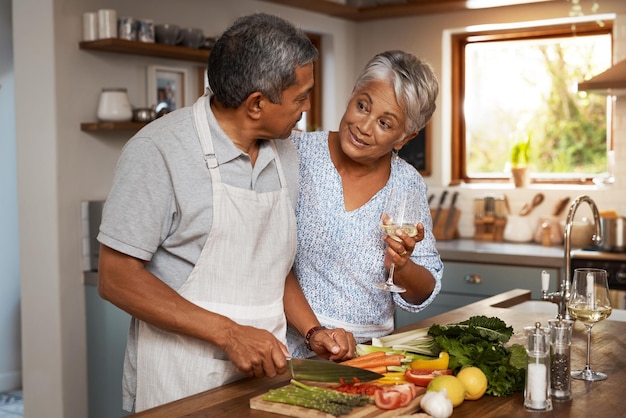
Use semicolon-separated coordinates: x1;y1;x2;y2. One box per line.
510;134;531;187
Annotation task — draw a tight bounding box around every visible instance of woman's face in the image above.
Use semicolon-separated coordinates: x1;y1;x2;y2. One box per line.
338;79;416;165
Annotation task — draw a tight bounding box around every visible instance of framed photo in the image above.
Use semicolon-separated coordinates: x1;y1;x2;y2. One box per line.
147;66;191;113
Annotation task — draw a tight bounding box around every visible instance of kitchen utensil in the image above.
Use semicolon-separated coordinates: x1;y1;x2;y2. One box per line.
287;358;383;383
600;215;625;252
432;190;448;228
552;197;570;217
444;191;459;236
428;193;435;206
132;107;156;122
503;194;511;215
519;193;545;216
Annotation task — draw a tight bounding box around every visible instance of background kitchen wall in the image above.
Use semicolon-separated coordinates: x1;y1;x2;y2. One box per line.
9;0;626;417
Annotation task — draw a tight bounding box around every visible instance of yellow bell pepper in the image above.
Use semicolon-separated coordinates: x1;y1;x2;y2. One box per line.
375;372;407;385
410;351;449;370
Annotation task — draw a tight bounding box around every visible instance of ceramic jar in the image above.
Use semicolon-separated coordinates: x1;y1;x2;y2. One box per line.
97;88;132;122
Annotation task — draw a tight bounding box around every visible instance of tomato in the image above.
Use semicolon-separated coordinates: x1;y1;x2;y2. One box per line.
374;389;402;410
404;368;453;387
410;352;450;370
388;384;416;407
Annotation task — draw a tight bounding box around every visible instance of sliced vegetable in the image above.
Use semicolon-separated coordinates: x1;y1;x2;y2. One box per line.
410;352;449;370
375;372;408;385
404;369;453;387
374;388;402;410
372;328;435;355
340;351;386;367
341;353;405;371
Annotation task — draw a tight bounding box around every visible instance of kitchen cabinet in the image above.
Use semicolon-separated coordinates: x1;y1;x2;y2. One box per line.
394;261;560;327
79;39;209;132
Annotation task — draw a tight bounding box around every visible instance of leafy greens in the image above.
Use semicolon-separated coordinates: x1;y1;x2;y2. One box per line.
428;315;526;397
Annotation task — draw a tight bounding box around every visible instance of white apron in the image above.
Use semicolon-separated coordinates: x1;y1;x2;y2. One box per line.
135;96;297;411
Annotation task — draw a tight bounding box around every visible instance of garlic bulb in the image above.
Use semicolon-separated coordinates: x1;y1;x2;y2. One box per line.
419;388;454;418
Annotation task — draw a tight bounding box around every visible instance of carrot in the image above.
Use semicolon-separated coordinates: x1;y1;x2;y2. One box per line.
364;366;389;375
340;351;386;367
342;353;405;370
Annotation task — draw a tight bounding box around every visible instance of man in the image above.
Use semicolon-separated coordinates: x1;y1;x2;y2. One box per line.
97;13;355;412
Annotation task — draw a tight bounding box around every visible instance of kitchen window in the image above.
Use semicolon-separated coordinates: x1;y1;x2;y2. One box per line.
450;19;613;185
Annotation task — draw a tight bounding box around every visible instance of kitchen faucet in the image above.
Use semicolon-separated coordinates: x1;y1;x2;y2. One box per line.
542;195;603;319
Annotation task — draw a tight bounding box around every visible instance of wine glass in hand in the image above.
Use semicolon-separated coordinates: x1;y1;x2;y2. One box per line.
567;268;612;381
375;188;419;293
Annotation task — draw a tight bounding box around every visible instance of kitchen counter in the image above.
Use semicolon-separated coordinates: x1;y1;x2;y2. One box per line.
436;239;564;268
129;289;626;418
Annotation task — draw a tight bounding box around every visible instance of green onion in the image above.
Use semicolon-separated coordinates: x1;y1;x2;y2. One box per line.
371;327;436;355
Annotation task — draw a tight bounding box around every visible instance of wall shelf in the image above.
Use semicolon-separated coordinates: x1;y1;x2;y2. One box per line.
79;39;210;63
80;39;210;132
81;121;147;132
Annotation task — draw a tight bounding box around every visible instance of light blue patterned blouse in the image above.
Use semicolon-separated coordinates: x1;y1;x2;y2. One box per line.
287;131;443;358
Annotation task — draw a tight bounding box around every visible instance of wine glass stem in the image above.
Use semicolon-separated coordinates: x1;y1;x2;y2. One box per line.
584;324;593;372
386;263;396;286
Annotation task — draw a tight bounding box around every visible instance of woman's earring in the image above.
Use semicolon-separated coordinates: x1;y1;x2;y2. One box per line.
394;149;400;162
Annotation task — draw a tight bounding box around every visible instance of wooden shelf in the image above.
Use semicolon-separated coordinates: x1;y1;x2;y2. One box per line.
81;121;148;131
79;38;210;63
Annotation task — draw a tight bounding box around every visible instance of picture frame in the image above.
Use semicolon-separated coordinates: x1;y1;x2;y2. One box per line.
147;66;191;113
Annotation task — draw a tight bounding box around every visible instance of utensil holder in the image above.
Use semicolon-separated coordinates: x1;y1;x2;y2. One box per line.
431;209;461;241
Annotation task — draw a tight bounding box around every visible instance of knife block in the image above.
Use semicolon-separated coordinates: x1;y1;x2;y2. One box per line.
430;208;461;241
474;216;507;241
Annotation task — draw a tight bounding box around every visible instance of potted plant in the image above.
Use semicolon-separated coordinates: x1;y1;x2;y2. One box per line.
510;133;531;188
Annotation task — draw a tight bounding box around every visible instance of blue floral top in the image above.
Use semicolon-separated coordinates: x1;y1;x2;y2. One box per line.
287;131;443;358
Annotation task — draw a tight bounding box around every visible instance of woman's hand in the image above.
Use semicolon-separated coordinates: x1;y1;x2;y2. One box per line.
382;222;424;270
309;328;357;362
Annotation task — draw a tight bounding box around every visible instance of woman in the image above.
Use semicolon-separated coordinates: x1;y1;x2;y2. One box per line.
286;50;443;358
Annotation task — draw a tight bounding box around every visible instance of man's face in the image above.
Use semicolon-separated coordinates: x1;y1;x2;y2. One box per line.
261;63;314;139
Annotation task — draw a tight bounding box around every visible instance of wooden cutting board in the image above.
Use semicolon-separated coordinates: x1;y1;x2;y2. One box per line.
250;386;426;417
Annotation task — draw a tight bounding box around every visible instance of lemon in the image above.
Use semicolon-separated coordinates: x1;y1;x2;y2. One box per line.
456;366;488;400
426;375;466;407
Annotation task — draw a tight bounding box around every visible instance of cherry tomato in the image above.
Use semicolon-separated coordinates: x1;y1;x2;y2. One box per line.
404;368;453;387
374;389;402;410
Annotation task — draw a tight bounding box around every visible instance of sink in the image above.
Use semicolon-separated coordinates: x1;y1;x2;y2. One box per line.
508;300;626;322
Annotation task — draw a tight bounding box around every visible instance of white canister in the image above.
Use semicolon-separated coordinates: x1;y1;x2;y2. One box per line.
82;12;98;41
97;88;132;122
98;9;117;39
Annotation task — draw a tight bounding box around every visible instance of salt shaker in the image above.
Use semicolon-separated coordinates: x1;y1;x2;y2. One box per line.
524;322;552;411
549;318;574;401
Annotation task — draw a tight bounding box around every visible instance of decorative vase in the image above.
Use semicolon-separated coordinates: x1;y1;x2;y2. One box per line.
511;167;528;188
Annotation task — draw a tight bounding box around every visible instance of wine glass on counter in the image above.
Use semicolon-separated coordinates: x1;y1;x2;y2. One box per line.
567;268;612;381
375;188;420;293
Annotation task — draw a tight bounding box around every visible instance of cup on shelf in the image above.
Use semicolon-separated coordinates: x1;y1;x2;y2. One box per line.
180;28;205;49
82;12;98;41
118;16;137;41
97;9;117;39
137;19;155;43
97;88;133;122
155;24;183;45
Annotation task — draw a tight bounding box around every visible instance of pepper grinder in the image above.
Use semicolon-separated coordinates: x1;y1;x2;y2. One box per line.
524;322;552;411
549;318;574;401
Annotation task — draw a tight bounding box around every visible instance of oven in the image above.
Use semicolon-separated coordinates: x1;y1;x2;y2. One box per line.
571;249;626;309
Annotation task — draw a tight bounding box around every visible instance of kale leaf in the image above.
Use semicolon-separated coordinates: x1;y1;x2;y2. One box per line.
428;315;526;397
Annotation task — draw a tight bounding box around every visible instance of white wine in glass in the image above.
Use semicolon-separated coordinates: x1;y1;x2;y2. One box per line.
567;268;612;381
375;188;420;293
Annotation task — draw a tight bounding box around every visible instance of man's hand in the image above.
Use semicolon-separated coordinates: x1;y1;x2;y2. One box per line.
220;324;290;378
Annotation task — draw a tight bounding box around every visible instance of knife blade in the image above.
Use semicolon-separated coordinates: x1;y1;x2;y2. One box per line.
444;191;459;236
432;190;448;228
287;358;383;383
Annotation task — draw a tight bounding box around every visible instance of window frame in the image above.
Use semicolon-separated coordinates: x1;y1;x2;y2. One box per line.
450;20;613;185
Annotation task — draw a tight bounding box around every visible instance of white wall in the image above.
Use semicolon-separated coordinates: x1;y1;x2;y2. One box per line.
11;0;626;417
0;0;21;394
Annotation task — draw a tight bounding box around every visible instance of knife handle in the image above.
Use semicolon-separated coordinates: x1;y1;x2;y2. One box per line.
449;191;459;207
438;190;448;206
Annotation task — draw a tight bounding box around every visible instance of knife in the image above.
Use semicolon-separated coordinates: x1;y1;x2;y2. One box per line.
287;358;383;383
432;190;448;228
444;191;459;237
